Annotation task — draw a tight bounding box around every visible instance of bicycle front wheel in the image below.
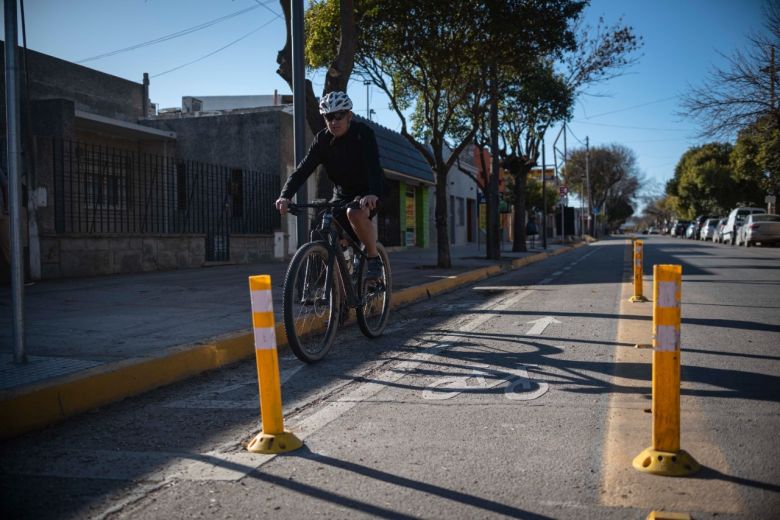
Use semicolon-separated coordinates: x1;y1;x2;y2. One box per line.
356;243;392;338
283;242;341;363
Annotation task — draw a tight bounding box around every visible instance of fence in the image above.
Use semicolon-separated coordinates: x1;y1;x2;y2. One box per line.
51;139;280;261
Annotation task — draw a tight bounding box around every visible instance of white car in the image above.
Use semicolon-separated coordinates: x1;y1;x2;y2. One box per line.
738;213;780;247
721;207;766;245
699;218;719;241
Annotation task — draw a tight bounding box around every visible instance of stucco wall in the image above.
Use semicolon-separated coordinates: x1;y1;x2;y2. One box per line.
0;42;145;125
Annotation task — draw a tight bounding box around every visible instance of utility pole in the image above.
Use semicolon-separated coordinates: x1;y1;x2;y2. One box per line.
291;0;307;249
5;0;27;363
562;122;567;243
541;138;547;249
364;80;371;119
585;136;592;237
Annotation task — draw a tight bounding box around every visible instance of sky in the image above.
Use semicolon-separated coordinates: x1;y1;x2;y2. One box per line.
2;0;770;209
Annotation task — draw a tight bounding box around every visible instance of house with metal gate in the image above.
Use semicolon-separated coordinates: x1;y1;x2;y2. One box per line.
0;43;281;280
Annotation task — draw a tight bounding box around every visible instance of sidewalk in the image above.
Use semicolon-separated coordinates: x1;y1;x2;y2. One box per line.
0;239;586;438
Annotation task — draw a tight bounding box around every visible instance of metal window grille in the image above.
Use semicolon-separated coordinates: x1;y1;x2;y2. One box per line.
52;139;280;239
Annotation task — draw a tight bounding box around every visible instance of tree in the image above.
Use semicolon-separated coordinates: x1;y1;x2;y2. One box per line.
563;144;642;228
680;0;780;138
665;143;739;218
307;0;586;267
641;194;677;230
731;115;780;197
472;14;641;252
276;0;356;197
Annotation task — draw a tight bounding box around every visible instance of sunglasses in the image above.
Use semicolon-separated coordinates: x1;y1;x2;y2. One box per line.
324;111;349;122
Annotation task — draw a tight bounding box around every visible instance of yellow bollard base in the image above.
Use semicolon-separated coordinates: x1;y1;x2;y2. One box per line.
247;430;303;454
629;295;649;302
632;447;701;476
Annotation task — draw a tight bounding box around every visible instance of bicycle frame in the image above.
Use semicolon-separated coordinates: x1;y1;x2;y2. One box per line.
293;202;368;309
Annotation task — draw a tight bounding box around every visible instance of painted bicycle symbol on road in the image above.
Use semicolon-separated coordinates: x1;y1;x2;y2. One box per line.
421;363;549;401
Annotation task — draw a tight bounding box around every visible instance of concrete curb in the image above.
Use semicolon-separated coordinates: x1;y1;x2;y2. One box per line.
1;242;587;440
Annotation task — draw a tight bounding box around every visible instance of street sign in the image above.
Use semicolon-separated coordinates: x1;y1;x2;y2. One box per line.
559;185;568;196
766;195;776;204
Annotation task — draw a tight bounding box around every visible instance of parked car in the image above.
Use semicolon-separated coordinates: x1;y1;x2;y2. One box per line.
699;218;719;241
692;215;718;239
713;218;727;243
738;213;780;247
685;222;697;239
672;220;690;237
721;207;766;245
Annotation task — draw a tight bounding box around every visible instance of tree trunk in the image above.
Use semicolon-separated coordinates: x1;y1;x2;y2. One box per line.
512;170;529;252
434;167;452;268
486;65;501;260
276;0;356;200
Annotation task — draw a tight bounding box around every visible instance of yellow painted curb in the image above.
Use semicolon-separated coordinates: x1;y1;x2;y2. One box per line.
1;244;585;439
0;327;278;441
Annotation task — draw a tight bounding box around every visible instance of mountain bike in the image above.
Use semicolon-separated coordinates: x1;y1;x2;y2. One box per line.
283;200;392;363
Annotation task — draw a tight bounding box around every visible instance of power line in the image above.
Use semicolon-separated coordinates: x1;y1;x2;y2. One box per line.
77;2;275;63
573;120;693;132
584;95;679;119
151;17;278;78
566;125;586;146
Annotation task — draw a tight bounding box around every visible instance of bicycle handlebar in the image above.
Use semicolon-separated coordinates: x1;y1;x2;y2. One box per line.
287;199;362;216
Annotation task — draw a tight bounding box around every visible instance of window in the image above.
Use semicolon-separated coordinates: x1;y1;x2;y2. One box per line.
457;197;465;226
78;146;129;210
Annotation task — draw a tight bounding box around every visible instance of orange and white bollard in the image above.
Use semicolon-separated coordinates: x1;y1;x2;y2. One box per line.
246;275;302;454
629;240;649;302
632;265;700;476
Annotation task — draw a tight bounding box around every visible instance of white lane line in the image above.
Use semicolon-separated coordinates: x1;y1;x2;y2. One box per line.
552;271;563;276
23;289;539;484
539;278;553;284
163;365;304;409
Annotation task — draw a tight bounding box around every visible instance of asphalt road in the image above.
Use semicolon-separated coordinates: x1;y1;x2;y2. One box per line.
1;236;778;519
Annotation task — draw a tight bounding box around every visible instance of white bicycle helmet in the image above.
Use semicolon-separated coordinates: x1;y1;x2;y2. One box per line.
318;91;353;114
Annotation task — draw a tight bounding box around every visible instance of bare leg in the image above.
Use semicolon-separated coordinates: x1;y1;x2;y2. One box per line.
347;207;378;257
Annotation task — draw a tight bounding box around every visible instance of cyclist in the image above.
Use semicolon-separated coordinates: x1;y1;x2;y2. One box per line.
275;91;386;281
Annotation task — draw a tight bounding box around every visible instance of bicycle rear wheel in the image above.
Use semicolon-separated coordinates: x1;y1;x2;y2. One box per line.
356;243;392;338
283;242;341;363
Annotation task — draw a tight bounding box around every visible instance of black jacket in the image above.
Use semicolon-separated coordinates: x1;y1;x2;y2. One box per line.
280;121;385;201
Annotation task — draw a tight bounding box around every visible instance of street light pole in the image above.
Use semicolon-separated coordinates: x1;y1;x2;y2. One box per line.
5;0;27;363
291;0;307;249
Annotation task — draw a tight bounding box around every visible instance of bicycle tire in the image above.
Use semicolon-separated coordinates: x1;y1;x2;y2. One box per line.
283;241;341;363
356;242;392;338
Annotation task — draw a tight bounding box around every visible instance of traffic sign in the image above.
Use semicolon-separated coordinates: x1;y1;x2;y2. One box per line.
559;185;568;196
766;195;776;204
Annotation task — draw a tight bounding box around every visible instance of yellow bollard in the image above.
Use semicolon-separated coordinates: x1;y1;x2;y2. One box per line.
246;275;303;454
632;265;700;476
629;239;649;302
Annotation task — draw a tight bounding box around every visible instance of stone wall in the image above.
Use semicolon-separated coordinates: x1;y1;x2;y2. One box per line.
229;234;276;264
38;234;206;279
37;232;276;279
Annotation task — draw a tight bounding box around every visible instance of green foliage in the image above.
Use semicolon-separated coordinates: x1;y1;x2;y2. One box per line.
669;143;737;218
503;176;558;210
304;0;341;69
732;116;780;197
